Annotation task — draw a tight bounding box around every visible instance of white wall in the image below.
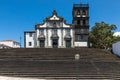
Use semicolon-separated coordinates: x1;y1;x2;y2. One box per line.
74;42;88;47
0;41;20;48
58;29;62;47
63;29;66;47
112;42;120;56
48;29;52;47
25;32;36;48
0;42;12;47
71;29;74;47
13;42;20;48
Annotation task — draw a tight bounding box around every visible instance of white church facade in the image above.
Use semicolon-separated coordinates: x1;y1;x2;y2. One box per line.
24;3;89;48
25;10;74;48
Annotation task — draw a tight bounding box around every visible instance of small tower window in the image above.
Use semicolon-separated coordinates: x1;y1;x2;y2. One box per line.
77;20;80;24
81;29;84;33
83;20;86;25
82;10;86;15
77;10;80;15
74;11;77;17
80;35;84;40
74;20;77;25
77;10;80;17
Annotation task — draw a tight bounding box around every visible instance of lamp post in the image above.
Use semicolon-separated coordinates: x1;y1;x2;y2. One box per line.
75;54;80;80
20;36;22;48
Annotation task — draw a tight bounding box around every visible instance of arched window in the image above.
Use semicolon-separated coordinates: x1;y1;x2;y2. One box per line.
82;10;86;15
77;10;80;15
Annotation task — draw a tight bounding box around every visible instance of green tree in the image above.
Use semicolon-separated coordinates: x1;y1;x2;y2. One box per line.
113;36;120;43
89;22;117;49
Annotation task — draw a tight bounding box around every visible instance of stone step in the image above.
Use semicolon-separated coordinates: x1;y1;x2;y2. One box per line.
0;73;120;79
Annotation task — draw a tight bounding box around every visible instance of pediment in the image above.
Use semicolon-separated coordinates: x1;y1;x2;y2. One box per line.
46;10;63;21
49;15;60;20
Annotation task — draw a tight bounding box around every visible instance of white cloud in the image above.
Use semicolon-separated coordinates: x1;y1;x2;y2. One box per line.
113;32;120;36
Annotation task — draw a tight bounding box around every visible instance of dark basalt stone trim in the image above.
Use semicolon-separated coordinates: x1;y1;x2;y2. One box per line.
51;36;59;39
64;38;71;40
38;38;45;40
36;27;74;29
24;31;35;33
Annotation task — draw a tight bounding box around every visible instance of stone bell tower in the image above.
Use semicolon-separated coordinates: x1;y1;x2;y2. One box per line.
72;2;89;47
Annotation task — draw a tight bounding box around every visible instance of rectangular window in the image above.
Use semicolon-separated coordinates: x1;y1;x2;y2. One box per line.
77;35;83;40
80;35;84;40
66;29;70;35
83;20;86;25
81;29;84;33
53;22;56;27
52;29;57;34
75;35;84;41
74;20;77;25
75;35;78;41
75;29;81;34
77;20;80;24
29;42;32;46
29;33;32;37
46;22;50;27
78;35;81;40
40;40;45;48
39;29;44;35
57;22;60;27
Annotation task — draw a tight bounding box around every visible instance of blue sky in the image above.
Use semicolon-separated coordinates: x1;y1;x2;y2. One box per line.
0;0;120;47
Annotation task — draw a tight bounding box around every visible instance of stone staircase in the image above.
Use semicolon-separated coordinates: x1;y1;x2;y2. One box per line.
0;48;120;80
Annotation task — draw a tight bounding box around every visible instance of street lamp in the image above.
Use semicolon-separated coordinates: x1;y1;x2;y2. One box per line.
75;54;80;80
20;36;22;48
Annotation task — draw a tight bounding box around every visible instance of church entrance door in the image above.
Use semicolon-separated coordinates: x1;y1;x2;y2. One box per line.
66;40;71;48
40;40;45;48
52;39;58;48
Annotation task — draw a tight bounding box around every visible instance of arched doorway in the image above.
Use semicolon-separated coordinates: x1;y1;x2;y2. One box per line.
52;39;58;48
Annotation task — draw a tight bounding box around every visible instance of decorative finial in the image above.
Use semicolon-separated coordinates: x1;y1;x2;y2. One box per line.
53;10;57;15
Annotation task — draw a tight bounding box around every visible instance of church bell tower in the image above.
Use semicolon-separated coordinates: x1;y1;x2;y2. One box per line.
72;3;89;47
